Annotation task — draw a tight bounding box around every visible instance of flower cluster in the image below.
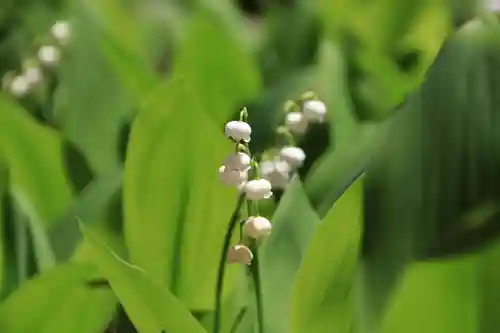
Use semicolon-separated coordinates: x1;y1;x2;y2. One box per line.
260;92;327;189
219;108;273;265
3;20;71;98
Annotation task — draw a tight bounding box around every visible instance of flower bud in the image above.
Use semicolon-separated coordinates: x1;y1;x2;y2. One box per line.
23;67;42;86
244;179;273;200
219;165;247;187
38;45;60;67
51;21;71;45
227;244;253;265
10;76;29;97
260;160;291;189
302;100;326;123
243;216;272;239
285;112;308;134
279;147;306;168
225;121;251;142
223;152;251;171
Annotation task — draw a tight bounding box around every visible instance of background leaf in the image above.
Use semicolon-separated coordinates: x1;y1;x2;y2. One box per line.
0;262;115;333
82;224;207;333
259;177;319;333
291;176;363;333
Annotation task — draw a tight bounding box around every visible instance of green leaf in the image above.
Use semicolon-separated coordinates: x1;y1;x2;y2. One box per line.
381;258;479;333
0;95;72;227
291;176;363;333
361;19;500;328
0;262;115;333
0;162;7;291
259;177;319;333
124;79;242;310
56;4;132;174
172;6;260;123
124;6;260;310
82;224;207;333
49;168;123;261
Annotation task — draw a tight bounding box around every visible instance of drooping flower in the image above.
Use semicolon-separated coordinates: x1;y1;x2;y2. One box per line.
243;216;272;239
285;111;308;134
279;146;306;168
260;160;291;189
223;152;251;172
51;21;71;45
225;121;252;142
219;165;247;187
9;75;29;97
302;100;327;123
38;45;60;67
244;179;273;200
23;66;42;86
227;244;253;265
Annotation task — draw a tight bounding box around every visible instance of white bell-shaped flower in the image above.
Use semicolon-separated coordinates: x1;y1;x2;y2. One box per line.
23;67;42;86
38;45;60;67
243;216;272;239
279;146;306;168
260;160;291;189
302;100;326;123
219;165;247;187
10;75;29;97
227;244;253;265
225;121;251;142
285;112;308;134
224;152;251;171
51;21;71;45
244;179;273;200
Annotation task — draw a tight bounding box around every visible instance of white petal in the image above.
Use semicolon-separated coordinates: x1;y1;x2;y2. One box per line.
279;147;306;168
225;121;252;142
302;100;326;123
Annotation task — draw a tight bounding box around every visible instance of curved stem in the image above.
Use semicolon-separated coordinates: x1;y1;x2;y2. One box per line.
213;194;246;333
250;243;264;333
246;201;264;333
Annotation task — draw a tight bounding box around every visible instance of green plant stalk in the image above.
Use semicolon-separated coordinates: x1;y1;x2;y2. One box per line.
213;193;245;333
246;200;265;333
14;203;28;284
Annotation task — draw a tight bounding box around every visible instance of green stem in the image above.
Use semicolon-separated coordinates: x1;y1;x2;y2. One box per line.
246;200;264;333
14;204;28;284
213;194;246;333
250;243;264;333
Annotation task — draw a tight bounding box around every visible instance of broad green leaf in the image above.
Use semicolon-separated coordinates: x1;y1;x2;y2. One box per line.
0;95;72;227
124;80;240;310
0;162;7;290
124;6;260;310
0;262;115;333
56;4;132;173
49;168;123;261
291;176;363;333
361;19;500;328
259;177;319;333
82;225;207;333
172;6;260;124
381;258;479;333
304;123;386;218
479;242;500;333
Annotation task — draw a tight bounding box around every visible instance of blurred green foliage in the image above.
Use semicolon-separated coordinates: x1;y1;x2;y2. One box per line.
1;0;500;333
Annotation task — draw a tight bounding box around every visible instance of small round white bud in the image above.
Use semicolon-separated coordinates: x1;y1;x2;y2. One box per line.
23;67;42;86
244;179;273;200
219;165;247;187
227;244;253;265
51;21;71;45
38;45;60;67
223;152;251;171
243;216;272;239
279;147;306;168
285;112;308;134
302;100;326;123
225;121;251;142
10;76;29;97
260;160;291;189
